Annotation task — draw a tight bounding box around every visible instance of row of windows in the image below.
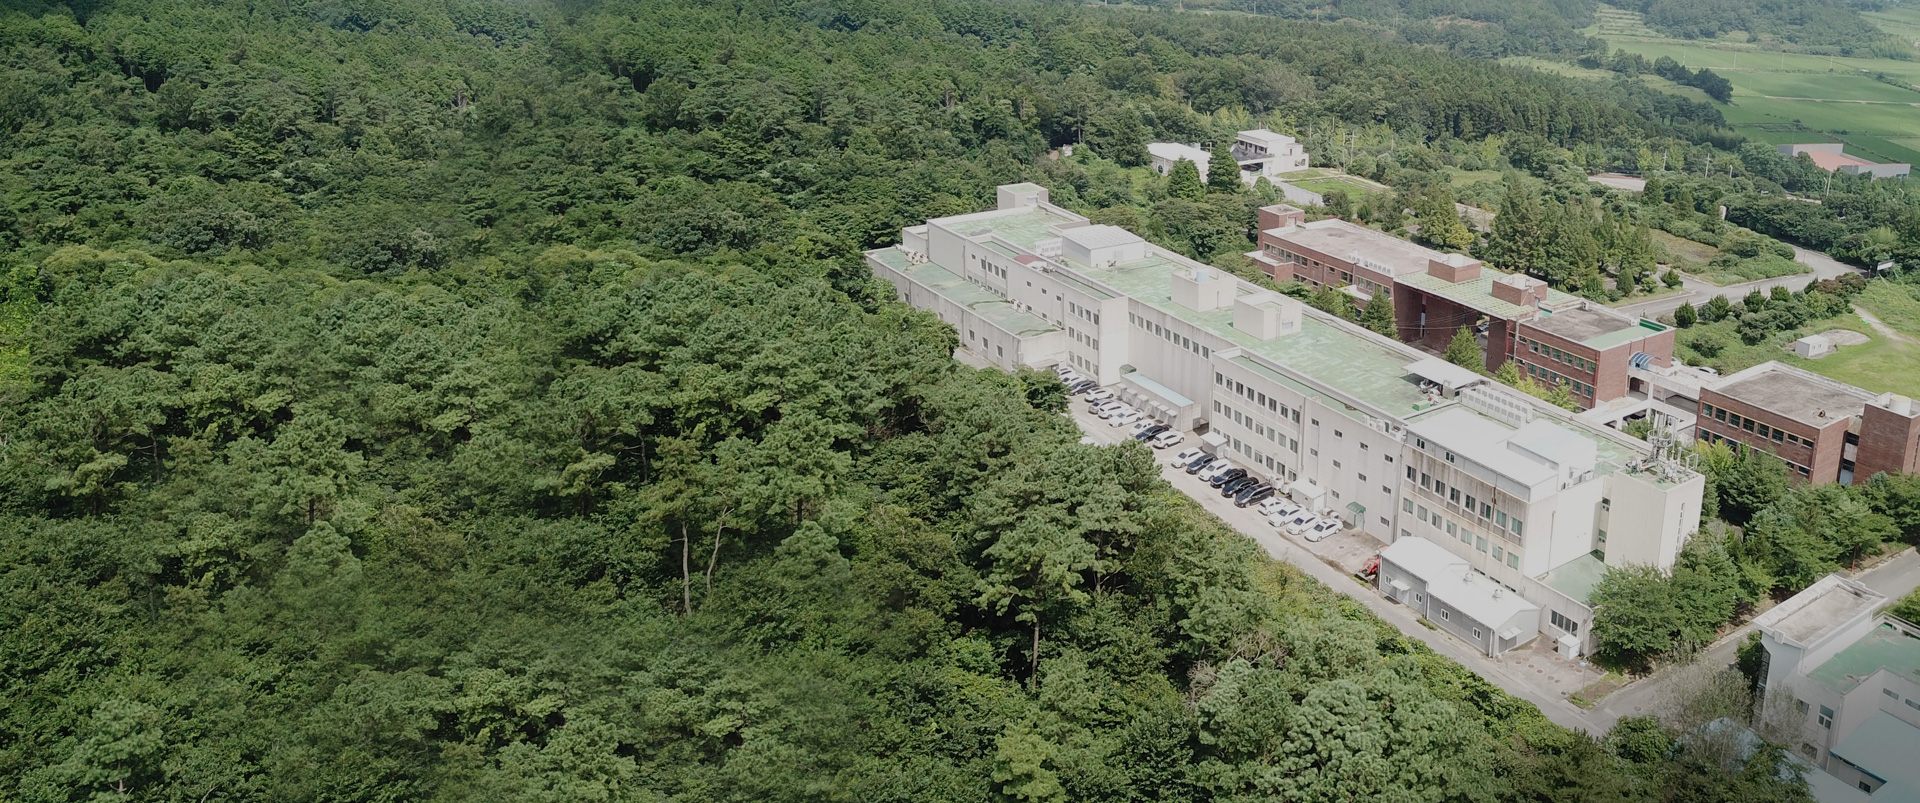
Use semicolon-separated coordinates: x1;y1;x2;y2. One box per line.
1549;610;1580;636
1214;372;1305;423
1697;430;1813;476
1409;465;1524;538
981;261;1008;280
1067;301;1101;325
1520;337;1595;372
1406;497;1523;568
1134;313;1208;357
1518;359;1593;398
1879;686;1920;712
1701;403;1805;447
1216;401;1301;454
1263;248;1394;299
1230;436;1298;482
1068;327;1100;350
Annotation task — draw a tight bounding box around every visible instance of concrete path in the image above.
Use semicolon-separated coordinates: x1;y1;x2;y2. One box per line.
1854;304;1920;345
1588;548;1920;731
1067;405;1602;734
1611;244;1864;321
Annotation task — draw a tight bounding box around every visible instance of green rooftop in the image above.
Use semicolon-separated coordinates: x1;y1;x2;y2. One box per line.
1584;319;1668;350
1807;622;1920;694
1087;253;1436;419
891;256;1058;338
938;206;1082;252
1540;553;1608;604
1398;268;1582;321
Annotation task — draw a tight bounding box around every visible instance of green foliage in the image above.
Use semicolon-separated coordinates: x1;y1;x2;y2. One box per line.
1166;159;1208;202
1444;327;1483;371
1673;301;1697;328
1358;291;1397;337
1207;140;1241;193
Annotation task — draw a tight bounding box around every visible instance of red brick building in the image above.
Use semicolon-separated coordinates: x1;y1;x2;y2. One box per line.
1250;204;1674;409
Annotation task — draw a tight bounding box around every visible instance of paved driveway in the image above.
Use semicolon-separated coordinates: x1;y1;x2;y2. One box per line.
1613;245;1864;321
1067;402;1603;734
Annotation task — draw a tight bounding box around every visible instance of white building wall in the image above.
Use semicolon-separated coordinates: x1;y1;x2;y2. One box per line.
1603;472;1703;570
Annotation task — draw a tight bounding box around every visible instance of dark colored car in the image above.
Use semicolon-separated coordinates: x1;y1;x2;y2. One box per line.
1067;380;1096;394
1235;485;1275;507
1187;457;1224;475
1218;476;1254;497
1210;468;1248;488
1134;424;1170;441
1182;454;1215;471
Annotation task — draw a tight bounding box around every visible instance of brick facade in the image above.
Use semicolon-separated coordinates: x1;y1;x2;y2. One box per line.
1856;399;1920;481
1696;388;1848;482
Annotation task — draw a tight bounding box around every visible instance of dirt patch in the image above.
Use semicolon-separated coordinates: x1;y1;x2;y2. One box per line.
1855;305;1920;346
1813;328;1871;346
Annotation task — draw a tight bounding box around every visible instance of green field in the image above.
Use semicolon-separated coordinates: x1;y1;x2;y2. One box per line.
1585;6;1920;164
1286;175;1388;203
1677;282;1920;398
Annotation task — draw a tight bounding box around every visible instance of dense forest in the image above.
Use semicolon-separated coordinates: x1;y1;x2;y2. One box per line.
0;0;1836;799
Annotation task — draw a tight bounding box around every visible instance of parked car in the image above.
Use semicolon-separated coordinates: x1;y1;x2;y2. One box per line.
1234;485;1274;507
1134;424;1170;441
1187;456;1225;475
1195;459;1233;478
1058;371;1085;386
1150;431;1185;449
1127;419;1158;437
1209;468;1248;488
1273;511;1315;531
1084;388;1114;403
1219;476;1259;497
1301;519;1343;542
1091;401;1126;418
1284;515;1322;536
1109;410;1143;427
1169;447;1206;466
1257;498;1299;517
1053;365;1075;377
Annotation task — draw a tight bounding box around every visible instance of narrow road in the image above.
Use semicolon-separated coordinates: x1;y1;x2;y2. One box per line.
1612;245;1864;321
1068;406;1601;734
1589;548;1920;731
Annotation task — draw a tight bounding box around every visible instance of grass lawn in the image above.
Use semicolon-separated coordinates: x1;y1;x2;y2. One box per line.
1287;176;1387;204
1675;282;1920;398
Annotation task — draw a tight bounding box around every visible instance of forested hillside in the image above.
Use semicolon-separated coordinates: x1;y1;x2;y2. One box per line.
0;0;1816;800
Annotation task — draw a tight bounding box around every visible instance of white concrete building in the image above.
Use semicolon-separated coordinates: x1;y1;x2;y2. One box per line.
867;183;1706;656
1755;575;1920;799
1148;130;1313;184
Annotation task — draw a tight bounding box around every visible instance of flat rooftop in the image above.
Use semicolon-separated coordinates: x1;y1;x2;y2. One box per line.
1267;219;1445;277
1807;150;1879;170
1709;362;1875;427
1539;553;1608;605
1829;712;1920;801
1528;307;1649;349
938;206;1084;253
1087;251;1439;420
1398;269;1583;321
1754;574;1886;647
1806;621;1920;693
1380;536;1538;629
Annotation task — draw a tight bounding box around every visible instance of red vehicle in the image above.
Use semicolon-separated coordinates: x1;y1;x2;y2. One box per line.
1356;555;1380;584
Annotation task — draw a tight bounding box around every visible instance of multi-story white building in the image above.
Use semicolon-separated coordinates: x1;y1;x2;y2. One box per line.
867;183;1705;657
1754;575;1920;800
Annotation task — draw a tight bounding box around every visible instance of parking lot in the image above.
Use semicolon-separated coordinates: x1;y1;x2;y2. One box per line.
1063;387;1602;734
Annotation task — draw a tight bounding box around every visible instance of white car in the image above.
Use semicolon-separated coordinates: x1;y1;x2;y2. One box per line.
1084;388;1115;403
1301;519;1342;542
1200;461;1238;482
1091;401;1126;418
1258;499;1300;518
1127;419;1159;437
1109;410;1144;428
1169;447;1206;466
1150;431;1185;449
1285;515;1324;536
1053;364;1074;376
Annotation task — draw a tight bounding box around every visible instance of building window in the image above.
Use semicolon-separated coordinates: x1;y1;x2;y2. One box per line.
1473;628;1483;640
1441;610;1450;621
1495;511;1508;527
1404;499;1414;513
1907;698;1920;711
1885;688;1900;700
1507;552;1520;569
1511;519;1524;536
1476;536;1488;553
1417;505;1429;520
1818;706;1833;729
1492;545;1504;560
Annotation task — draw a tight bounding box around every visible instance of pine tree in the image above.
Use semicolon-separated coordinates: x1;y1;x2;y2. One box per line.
1703;294;1733;322
1482;174;1544;274
1206;139;1240;193
1443;326;1483;372
1673;301;1697;328
1358;292;1397;338
1414;185;1472;252
1166;158;1206;201
1543;381;1580;411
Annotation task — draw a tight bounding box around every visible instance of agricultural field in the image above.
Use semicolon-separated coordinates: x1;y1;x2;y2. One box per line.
1585;4;1920;162
1285;175;1388;204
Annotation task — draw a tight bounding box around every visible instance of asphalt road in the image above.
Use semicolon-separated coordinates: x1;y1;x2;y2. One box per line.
1588;548;1920;731
1613;245;1863;321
